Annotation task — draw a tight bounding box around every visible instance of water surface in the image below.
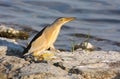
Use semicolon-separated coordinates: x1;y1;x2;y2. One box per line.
0;0;120;51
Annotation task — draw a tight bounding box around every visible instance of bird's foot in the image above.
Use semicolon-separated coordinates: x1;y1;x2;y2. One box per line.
38;52;57;60
33;51;57;61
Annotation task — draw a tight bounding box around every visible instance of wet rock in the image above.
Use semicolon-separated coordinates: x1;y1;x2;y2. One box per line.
0;24;29;40
79;41;95;51
74;41;102;51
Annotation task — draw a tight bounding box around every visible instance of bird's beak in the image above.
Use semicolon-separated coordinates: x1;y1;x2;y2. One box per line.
65;17;76;22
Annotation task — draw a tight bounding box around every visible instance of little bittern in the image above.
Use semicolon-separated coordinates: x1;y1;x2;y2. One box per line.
23;17;75;57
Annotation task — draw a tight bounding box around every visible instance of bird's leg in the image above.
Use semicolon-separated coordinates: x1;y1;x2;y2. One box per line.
49;45;60;53
32;51;40;57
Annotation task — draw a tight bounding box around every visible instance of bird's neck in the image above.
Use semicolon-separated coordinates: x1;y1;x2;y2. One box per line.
52;22;64;29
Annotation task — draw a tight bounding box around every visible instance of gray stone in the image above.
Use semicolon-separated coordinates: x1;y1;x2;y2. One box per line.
0;28;120;79
19;63;67;76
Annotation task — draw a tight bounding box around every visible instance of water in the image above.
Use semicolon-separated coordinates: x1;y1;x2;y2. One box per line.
0;0;120;50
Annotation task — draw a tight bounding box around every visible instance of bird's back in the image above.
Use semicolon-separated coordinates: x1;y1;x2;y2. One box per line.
23;26;47;55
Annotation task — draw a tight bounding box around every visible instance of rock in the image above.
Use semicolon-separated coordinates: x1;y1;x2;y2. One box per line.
0;46;7;55
0;25;120;79
0;24;29;40
53;51;120;79
0;73;7;79
74;41;102;52
0;54;30;79
19;63;68;79
68;62;118;79
70;67;116;79
79;41;95;51
0;63;7;73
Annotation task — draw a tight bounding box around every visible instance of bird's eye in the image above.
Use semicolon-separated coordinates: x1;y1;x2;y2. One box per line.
60;18;64;21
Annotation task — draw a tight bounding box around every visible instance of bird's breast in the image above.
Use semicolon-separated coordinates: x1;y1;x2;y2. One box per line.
44;26;60;45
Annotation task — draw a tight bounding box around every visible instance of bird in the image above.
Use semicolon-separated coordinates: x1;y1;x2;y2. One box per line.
23;17;75;58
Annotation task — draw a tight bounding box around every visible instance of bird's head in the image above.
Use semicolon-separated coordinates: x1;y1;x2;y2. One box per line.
53;17;76;26
58;17;75;24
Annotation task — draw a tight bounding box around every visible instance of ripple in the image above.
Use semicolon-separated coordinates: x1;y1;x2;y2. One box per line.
81;19;120;23
0;2;11;7
23;1;71;12
0;14;15;18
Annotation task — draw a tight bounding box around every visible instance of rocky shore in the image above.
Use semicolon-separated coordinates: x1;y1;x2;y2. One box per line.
0;24;120;79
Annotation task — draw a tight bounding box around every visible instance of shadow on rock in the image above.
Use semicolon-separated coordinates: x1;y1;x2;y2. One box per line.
0;38;24;57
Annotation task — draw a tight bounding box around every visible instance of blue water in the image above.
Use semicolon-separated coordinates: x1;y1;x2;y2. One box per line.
0;0;120;50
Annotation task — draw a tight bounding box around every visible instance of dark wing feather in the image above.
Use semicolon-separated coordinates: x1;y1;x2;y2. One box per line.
23;26;47;55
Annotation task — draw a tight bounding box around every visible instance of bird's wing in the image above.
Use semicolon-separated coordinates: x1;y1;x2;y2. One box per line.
23;26;48;54
28;33;47;53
